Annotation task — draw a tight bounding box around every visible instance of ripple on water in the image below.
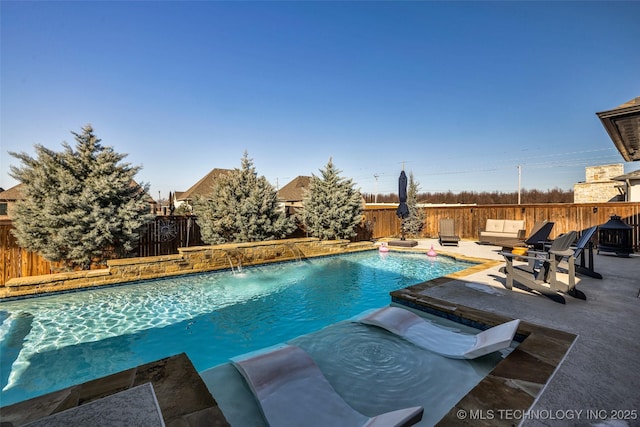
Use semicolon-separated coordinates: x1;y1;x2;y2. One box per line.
291;321;488;420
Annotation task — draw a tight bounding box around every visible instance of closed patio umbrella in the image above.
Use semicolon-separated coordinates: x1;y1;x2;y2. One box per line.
396;170;410;240
169;191;175;215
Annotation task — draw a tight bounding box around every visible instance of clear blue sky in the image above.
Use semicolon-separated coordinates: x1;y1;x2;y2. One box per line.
2;1;639;200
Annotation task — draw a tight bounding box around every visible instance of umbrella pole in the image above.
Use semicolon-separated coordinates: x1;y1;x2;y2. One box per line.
186;217;191;247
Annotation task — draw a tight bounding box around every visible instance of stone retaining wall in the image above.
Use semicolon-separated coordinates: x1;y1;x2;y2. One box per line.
1;238;374;299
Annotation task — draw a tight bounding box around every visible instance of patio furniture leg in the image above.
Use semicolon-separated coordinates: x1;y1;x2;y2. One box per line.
576;242;603;279
503;258;514;290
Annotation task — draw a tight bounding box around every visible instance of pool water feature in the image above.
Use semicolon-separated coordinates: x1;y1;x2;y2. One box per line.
0;251;477;407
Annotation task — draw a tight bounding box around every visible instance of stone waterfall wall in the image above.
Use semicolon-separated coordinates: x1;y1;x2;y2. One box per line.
1;238;374;299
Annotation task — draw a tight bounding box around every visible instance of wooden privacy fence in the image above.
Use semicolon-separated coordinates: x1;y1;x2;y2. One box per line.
363;202;640;250
2;202;640;285
1;219;58;285
0;216;204;285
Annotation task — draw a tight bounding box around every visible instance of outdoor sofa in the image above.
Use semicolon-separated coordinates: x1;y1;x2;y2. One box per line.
479;219;526;245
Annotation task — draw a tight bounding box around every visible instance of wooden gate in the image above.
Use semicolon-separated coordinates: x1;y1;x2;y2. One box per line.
136;216;204;257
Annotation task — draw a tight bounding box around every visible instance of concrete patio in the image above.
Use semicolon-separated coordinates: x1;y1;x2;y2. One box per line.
407;238;640;426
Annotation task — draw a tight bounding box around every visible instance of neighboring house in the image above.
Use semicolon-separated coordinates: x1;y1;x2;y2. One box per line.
176;170;309;215
612;169;640;202
0;184;22;218
277;176;311;216
0;182;156;219
171;191;186;211
277;175;367;216
176;168;233;207
573;164;625;203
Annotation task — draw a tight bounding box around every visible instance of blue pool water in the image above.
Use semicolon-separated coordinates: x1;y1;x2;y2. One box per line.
0;250;476;406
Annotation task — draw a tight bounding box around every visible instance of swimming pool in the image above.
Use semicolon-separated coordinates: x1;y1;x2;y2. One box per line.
0;250;477;406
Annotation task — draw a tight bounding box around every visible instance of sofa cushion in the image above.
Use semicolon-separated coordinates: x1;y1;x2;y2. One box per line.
480;231;513;238
503;220;525;234
485;219;504;233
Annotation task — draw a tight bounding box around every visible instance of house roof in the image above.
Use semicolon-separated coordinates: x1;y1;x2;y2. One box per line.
179;168;233;201
596;97;640;162
278;176;311;202
0;183;24;201
132;181;157;204
612;169;640;181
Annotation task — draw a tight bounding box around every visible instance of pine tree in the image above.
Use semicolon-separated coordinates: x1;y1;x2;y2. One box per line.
404;172;426;237
194;152;295;244
9;125;154;270
301;158;363;240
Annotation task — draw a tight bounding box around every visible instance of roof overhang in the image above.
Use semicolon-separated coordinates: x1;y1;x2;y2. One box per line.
596;97;640;162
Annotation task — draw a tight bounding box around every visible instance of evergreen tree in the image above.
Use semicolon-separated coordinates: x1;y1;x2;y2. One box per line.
404;172;426;237
9;125;153;270
194;152;295;244
301;158;363;240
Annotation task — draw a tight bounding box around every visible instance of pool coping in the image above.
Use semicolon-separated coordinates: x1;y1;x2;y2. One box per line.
0;352;230;426
387;248;577;426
